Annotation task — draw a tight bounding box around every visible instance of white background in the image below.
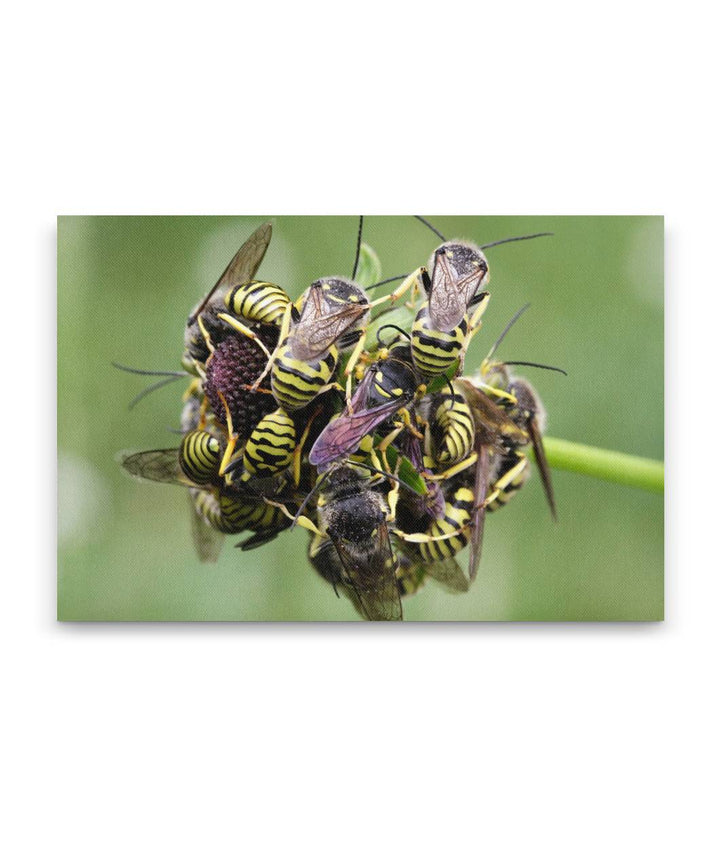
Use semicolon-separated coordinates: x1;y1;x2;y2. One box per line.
3;2;716;854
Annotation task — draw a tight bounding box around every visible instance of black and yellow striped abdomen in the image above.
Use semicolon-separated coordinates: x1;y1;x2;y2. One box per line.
193;487;286;535
396;560;428;597
411;302;467;377
418;486;474;563
191;488;229;532
180;430;222;484
242;407;297;476
432;386;475;465
486;452;529;512
220;491;287;533
270;339;339;411
224;280;290;326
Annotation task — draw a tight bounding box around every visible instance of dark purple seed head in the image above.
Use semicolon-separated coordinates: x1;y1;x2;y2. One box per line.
204;328;279;440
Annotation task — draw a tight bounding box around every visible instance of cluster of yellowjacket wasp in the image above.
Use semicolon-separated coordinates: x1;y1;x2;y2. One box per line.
119;217;564;620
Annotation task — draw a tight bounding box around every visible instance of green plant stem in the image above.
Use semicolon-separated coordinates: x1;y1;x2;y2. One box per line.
541;437;664;494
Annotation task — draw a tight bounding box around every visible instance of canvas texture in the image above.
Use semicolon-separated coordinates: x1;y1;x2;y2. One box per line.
57;216;664;621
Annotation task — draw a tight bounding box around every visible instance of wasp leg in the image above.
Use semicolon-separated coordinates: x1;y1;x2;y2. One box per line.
216;313;274;362
292;405;322;487
376;423;405;456
455;292;491;374
264;498;322;536
372;266;426;310
344;372;355;411
484;452;529;509
216;390;240;477
343;329;373;408
249;302;294;391
343;327;368;379
387;480;400;523
181;379;210;430
182;377;201;401
395;524;472;546
426;451;479;482
363;426;402;487
239;384;275;396
398;406;424;440
189;358;207;383
197;315;216;356
468;291;491;328
477;381;517;405
197;395;210;430
314;381;345;398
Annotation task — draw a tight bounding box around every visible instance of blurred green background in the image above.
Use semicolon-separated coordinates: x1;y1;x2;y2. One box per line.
57;216;663;621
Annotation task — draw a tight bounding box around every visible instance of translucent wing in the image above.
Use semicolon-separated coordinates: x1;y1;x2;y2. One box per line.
121;449;225;560
428;251;468;331
454;268;487;316
309;399;407;467
187;221;273;324
291;303;368;361
429;247;487;332
424;556;470;593
468;444;490;583
528;418;557;520
455;379;528;447
119;448;195;487
455;378;525;582
309;358;414;467
331;521;402;621
188;490;224;562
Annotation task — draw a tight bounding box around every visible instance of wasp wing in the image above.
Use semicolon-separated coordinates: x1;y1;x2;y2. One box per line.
456;379;528;447
188;490;225;562
455;379;523;582
424;556;470;593
292;303;369;362
309;398;407;467
468;444;490;583
455;268;487;315
119;448;197;487
330;522;402;621
528;418;557;521
428;252;471;332
187;221;273;324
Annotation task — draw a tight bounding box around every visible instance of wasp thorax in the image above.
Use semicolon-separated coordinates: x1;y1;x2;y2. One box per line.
431;242;489;280
204;330;279;440
326;495;384;542
315;277;370;307
508;376;547;434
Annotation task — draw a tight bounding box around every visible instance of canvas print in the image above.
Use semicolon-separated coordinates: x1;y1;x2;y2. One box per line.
57;216;663;621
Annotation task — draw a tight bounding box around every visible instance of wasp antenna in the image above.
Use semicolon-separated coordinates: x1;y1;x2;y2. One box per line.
127;375;186;410
485;304;531;362
479;232;553;250
351;216;364;280
414;216;447;242
375;324;411;348
366;273;410;292
502;361;568;376
112;361;187;378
